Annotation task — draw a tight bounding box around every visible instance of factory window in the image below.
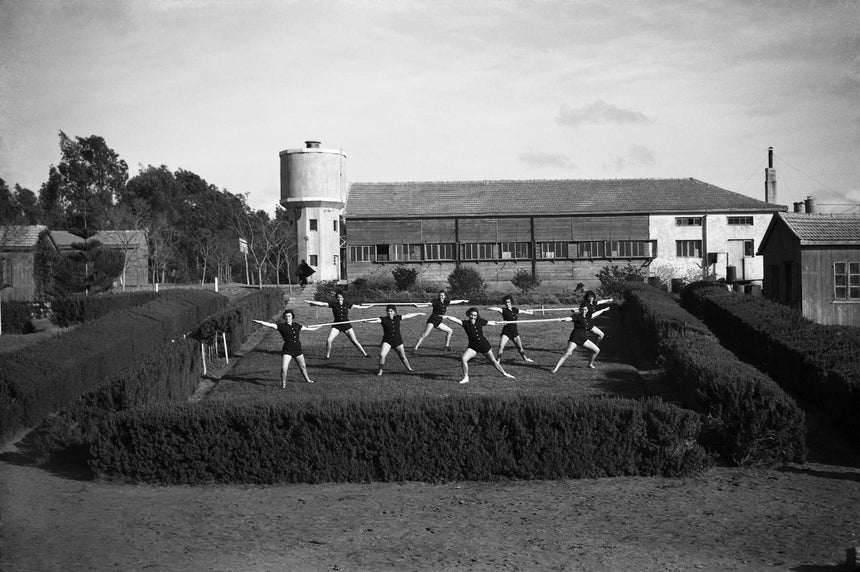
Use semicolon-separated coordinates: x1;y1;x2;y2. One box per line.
333;220;338;232
424;243;456;261
498;242;531;259
309;219;318;231
536;241;567;259
834;262;860;300
392;244;423;261
348;246;375;262
676;240;702;258
728;216;754;226
572;241;607;259
460;243;498;260
611;240;655;258
309;255;318;266
0;257;9;285
743;240;754;257
376;244;390;262
675;217;702;226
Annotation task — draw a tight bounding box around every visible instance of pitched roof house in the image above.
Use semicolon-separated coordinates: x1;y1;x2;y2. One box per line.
0;225;51;301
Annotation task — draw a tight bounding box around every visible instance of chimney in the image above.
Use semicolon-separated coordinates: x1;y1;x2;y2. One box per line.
305;140;321;148
764;146;777;203
804;196;816;214
793;201;805;213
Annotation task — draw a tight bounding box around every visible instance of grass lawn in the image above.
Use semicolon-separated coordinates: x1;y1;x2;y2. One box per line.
206;302;679;405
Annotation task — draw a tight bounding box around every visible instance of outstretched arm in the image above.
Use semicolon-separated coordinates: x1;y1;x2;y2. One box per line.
252;319;278;329
306;300;328;307
592;307;610;319
367;317;382;324
520;309;534;315
412;302;432;308
449;299;469;305
351;303;372;309
445;315;463;326
485;307;503;314
401;312;426;320
596;298;614;306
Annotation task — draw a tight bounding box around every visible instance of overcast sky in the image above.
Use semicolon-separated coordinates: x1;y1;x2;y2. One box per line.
1;0;858;214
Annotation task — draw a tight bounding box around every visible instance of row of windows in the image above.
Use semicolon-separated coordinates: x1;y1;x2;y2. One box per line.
348;240;659;263
675;216;754;226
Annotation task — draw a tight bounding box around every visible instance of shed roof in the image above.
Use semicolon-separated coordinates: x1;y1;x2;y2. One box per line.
345;178;785;219
50;230;86;249
763;212;860;247
0;225;48;249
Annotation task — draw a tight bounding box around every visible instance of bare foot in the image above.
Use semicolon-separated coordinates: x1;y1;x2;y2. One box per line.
376;370;383;376
307;379;315;383
524;357;535;363
587;364;596;369
459;377;469;384
503;372;515;379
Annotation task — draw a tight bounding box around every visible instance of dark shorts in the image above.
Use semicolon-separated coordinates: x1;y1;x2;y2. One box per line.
281;344;303;358
501;324;518;339
382;335;403;348
334;323;353;333
568;329;589;346
427;315;445;327
468;340;492;354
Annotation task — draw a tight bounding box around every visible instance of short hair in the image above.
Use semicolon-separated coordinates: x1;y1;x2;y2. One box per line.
466;307;479;316
335;290;345;298
385;304;397;312
584;290;596;302
282;309;295;319
502;295;513;303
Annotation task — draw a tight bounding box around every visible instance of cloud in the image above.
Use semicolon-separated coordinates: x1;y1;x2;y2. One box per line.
556;100;650;127
606;145;656;171
519;150;578;170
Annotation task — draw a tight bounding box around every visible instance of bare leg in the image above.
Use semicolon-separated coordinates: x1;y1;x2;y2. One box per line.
345;328;369;357
583;340;600;368
414;322;435;350
459;348;477;384
295;354;314;383
513;336;534;362
590;326;605;343
394;345;413;371
378;342;392;375
438;323;454;350
498;334;510;358
325;328;340;359
552;342;578;373
484;350;515;379
281;354;292;388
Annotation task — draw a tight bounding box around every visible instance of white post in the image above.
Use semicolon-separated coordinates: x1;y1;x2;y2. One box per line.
155;282;159;293
222;331;229;365
201;343;207;376
215;277;219;293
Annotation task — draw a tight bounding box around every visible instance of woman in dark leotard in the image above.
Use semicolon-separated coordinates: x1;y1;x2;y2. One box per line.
253;309;315;386
445;307;515;384
370;305;424;376
413;291;467;351
308;291;371;359
551;305;607;372
580;290;613;343
486;295;535;363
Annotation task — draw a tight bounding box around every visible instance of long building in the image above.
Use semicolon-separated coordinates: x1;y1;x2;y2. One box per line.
280;141;786;290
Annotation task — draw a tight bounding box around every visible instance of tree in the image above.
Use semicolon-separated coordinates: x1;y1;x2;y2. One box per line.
511;269;541;294
54;131;128;236
448;266;486;299
595;263;646;298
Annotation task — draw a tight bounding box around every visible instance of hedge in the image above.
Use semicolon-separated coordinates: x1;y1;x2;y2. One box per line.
31;338;202;463
0;301;36;334
194;287;284;351
623;282;806;465
681;281;860;440
89;395;709;484
0;289;226;442
50;290;163;327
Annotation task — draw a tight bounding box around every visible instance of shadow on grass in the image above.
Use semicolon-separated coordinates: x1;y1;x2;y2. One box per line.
0;430;94;482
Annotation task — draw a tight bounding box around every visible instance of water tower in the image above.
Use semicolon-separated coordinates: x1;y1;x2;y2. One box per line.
279;141;347;282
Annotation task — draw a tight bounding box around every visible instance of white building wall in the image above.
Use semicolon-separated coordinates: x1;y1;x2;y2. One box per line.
299;206;343;282
649;213;774;282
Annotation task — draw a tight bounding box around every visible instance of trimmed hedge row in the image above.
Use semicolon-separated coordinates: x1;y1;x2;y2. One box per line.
31;338;202;462
0;289;226;442
50;290;162;327
623;282;806;465
0;301;36;334
194;287;284;351
681;281;860;439
90;395;709;484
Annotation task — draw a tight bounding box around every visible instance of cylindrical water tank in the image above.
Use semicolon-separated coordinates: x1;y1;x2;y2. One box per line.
280;141;348;207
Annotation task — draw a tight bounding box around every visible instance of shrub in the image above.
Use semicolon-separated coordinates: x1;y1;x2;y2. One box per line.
596;263;646;298
0;301;35;334
447;266;486;299
392;265;418;291
313;280;341;302
90;395;708;484
50;290;162;327
194;287;283;351
511;269;541;294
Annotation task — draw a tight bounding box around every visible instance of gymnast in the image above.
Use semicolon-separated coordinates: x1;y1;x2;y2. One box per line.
308;291;371;359
413;291;468;352
445;308;515;384
579;290;614;343
486;294;535;363
368;305;424;376
254;309;317;386
551;304;610;372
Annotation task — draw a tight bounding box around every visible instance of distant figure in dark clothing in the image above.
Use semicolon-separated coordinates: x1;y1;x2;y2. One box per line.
297;260;315;286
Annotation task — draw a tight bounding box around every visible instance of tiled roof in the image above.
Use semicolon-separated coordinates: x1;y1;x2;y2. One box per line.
51;230;86;248
92;230;147;248
345;178;785;218
0;225;47;249
777;212;860;245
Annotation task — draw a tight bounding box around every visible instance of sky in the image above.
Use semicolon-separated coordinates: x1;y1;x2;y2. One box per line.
1;0;859;215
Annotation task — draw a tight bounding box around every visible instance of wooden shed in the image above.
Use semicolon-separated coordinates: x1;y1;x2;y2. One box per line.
758;212;860;326
0;225;50;302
